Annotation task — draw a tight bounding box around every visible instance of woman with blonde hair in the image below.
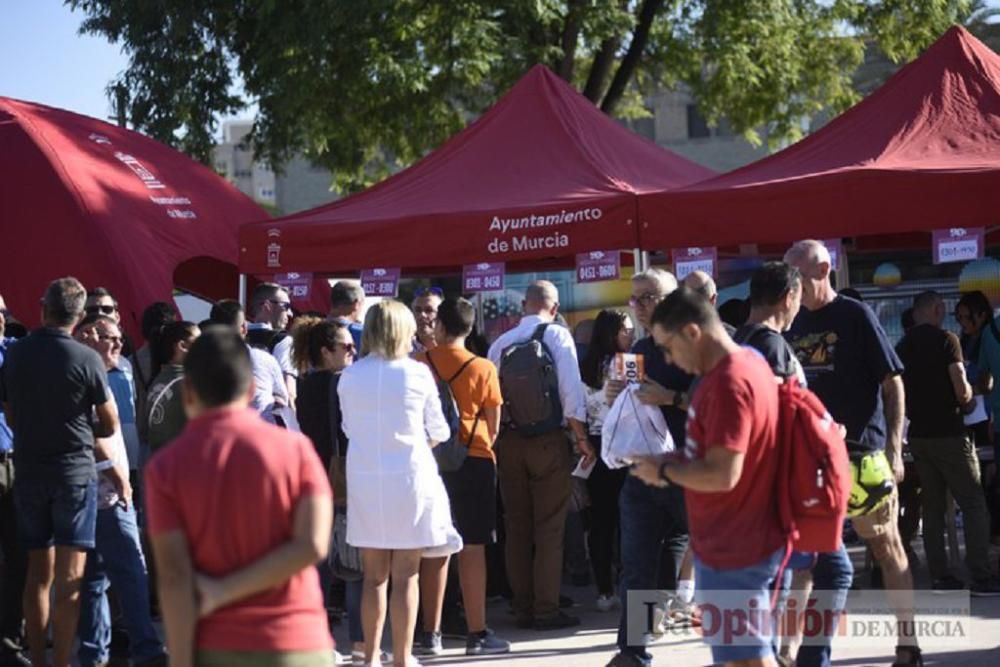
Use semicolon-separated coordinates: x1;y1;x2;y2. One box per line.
338;300;459;667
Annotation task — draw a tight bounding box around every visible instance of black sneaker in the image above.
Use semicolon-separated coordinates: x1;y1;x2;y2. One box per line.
605;652;651;667
932;575;966;591
971;577;1000;597
465;628;511;655
412;630;443;656
532;611;581;630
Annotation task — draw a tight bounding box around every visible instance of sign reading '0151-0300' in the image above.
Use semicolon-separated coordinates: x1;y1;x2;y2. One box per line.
359;268;401;297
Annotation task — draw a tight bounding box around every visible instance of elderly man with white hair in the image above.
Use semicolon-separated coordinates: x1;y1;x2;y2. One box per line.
784;239;921;667
605;268;693;667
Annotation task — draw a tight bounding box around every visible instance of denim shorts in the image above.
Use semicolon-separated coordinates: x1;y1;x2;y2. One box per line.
694;547;785;664
14;477;97;550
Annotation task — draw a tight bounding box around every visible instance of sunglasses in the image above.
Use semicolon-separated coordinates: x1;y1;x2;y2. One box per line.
336;342;356;355
268;299;292;312
86;305;117;315
414;286;444;298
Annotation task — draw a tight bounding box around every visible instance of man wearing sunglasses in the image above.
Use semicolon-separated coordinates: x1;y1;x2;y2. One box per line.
247;284;297;423
606;268;693;667
412;286;444;355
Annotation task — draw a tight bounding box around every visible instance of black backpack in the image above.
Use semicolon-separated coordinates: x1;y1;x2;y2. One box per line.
426;351;480;472
246;327;288;353
498;323;563;437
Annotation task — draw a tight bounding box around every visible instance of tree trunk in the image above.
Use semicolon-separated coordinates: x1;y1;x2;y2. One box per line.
556;0;585;81
582;37;620;103
600;0;665;114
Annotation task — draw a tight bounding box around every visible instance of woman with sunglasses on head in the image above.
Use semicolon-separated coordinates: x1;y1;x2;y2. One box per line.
578;309;634;612
292;317;374;663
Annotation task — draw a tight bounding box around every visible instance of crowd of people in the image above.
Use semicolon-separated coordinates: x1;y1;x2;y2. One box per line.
0;238;999;667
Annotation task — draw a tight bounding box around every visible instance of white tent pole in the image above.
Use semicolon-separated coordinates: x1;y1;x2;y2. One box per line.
238;274;247;308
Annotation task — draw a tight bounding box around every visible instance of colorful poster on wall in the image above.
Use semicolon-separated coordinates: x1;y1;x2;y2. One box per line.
933;227;984;264
671;247;717;280
463;262;505;293
360;267;401;297
274;272;313;300
576;250;620;283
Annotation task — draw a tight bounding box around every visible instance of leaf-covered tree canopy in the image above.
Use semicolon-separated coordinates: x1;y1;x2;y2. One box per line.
69;0;973;191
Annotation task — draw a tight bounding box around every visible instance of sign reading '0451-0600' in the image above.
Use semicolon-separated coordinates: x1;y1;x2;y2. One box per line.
933;227;984;265
576;251;620;283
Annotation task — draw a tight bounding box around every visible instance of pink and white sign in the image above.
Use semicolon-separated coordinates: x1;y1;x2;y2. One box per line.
671;247;717;280
274;272;313;300
360;267;401;297
463;262;505;293
823;239;842;268
933;227;984;264
576;250;620;283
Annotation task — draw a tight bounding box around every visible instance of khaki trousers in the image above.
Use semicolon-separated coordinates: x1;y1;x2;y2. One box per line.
496;429;571;620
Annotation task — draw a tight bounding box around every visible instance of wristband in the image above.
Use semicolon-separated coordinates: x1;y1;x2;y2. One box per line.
658;461;672;485
671;391;685;408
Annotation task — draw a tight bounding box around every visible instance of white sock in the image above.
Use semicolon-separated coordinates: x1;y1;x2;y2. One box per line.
676;579;695;604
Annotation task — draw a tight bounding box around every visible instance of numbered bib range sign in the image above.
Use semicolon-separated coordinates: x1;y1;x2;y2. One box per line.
360;267;401;297
462;262;505;293
671;247;717;280
576;250;620;283
933;227;984;264
274;272;313;300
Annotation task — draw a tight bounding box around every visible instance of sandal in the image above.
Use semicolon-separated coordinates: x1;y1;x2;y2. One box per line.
891;645;924;667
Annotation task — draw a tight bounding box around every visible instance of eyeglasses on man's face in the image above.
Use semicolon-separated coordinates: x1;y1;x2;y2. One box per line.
628;293;660;308
86;304;117;315
268;299;292;312
98;333;123;346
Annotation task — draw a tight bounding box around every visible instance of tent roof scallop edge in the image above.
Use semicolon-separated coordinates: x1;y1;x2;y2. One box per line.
239;65;715;275
638;25;1000;251
0;96;266;337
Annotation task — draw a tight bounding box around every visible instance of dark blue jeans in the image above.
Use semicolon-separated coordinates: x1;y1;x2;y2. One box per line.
616;477;688;663
795;543;854;667
78;504;165;665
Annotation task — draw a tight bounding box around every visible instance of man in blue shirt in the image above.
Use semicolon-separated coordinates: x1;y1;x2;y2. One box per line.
0;295;28;664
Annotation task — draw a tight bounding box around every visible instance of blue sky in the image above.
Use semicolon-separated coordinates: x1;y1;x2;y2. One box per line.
2;0;999;125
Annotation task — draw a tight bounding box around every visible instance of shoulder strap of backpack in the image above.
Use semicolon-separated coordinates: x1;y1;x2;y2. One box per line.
268;330;288;354
447;356;478;384
532;323;550;342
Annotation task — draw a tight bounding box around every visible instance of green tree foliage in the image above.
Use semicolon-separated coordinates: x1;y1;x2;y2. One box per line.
69;0;970;190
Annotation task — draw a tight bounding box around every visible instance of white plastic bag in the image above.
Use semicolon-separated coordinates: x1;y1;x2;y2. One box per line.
601;384;675;469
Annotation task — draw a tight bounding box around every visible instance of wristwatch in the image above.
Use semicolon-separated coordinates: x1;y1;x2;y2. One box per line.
658;460;672;486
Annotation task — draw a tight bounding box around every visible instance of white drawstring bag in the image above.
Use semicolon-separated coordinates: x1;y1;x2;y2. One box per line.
601;384;675;469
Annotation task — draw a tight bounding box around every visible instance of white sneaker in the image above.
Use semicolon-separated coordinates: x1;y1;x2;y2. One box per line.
596;594;620;612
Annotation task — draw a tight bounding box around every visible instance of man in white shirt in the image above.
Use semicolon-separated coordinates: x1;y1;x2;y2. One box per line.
487;281;593;630
245;284;296;412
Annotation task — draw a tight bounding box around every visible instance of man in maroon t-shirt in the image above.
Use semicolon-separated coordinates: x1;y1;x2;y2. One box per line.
632;287;783;667
144;329;333;667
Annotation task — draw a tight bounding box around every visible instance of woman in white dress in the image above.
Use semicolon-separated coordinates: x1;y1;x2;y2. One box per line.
338;300;456;667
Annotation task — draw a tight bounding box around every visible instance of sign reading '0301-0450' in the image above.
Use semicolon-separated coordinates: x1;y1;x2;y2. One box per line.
933;228;984;265
463;263;505;293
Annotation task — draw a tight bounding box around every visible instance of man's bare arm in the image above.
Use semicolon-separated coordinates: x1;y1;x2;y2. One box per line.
152;531;197;667
882;374;905;483
94;399;120;439
196;493;332;616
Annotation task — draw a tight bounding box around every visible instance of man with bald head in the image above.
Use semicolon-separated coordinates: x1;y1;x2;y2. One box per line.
488;281;593;630
682;270;717;305
785;240;919;666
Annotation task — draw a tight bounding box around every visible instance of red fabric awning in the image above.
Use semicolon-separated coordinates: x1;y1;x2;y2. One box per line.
239;65;714;275
0;97;267;338
637;26;1000;252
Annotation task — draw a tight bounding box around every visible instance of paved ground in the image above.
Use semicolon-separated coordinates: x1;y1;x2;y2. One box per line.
332;543;1000;666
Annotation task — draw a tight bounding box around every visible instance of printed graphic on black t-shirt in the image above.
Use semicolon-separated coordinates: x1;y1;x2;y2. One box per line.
785;296;903;454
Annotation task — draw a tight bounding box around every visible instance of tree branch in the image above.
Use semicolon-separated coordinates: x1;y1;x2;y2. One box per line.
600;0;665;114
556;0;585;81
582;36;620;103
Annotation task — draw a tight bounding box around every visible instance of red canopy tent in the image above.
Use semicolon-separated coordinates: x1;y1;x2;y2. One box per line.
637;26;1000;252
239;65;714;277
0;97;267;338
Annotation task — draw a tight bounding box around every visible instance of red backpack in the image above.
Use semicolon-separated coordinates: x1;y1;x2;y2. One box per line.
775;378;852;553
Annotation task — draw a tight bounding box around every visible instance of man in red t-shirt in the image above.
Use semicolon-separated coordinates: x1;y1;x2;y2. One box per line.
632;287;783;667
144;329;333;667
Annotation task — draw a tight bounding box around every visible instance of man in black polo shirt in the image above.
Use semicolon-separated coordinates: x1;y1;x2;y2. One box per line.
606;267;692;667
896;290;1000;595
0;277;125;667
